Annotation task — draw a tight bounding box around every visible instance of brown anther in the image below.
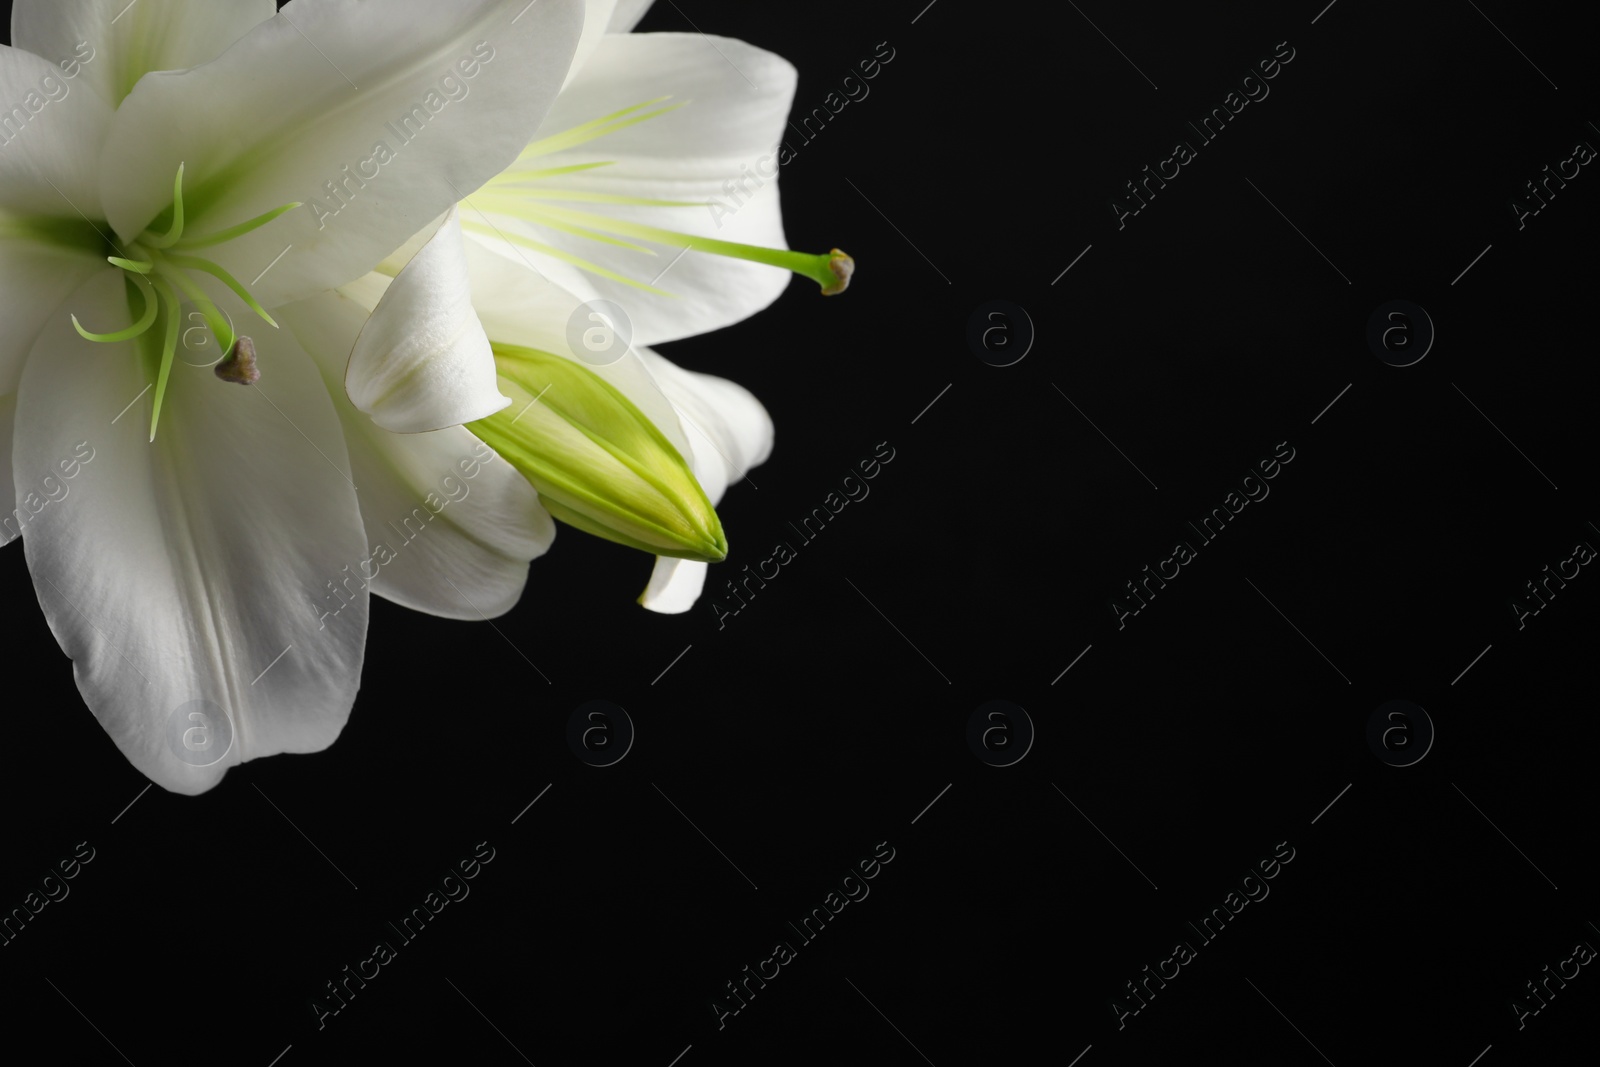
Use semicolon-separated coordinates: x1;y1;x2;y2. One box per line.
821;248;854;296
214;336;260;385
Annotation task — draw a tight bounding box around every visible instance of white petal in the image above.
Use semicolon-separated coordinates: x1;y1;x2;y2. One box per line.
0;43;114;215
282;289;556;619
346;207;508;433
567;0;621;88
11;0;277;108
639;555;705;614
473;32;798;345
101;0;586;308
14;270;369;795
634;345;772;505
607;0;656;32
0;394;15;548
0;235;107;400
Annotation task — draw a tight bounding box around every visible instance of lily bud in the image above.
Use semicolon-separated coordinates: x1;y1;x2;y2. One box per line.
469;343;726;562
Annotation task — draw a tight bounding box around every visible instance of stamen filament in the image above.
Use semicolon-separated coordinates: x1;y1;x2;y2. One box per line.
495;201;854;294
142;163;187;250
163;252;280;328
175;201;303;250
159;265;235;352
108;255;155;274
71;274;158;343
148;277;182;441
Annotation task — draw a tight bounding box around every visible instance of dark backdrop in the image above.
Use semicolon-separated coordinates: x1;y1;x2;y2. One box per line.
3;2;1597;1065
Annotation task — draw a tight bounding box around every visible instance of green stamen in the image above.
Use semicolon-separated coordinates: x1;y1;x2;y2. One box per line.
142;163;187;250
175;201;303;250
148;277;182;442
163;252;280;328
480;196;854;294
458;219;675;295
71;274;158;343
69;162;298;440
511;98;684;161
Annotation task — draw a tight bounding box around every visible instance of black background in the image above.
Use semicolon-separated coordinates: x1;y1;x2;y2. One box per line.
3;1;1598;1064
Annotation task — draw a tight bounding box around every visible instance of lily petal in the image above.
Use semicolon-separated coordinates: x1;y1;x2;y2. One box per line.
11;0;277;108
635;344;773;505
282;288;556;619
0;394;15;548
346;206;508;433
0;43;114;215
607;0;656;33
639;555;706;614
14;270;369;795
470;32;797;345
100;0;586;308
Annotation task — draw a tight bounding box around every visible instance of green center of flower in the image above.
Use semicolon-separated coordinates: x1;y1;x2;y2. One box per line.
466;97;854;296
71;164;299;440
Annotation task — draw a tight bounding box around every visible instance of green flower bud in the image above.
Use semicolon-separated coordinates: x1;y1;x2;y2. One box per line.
469;342;726;562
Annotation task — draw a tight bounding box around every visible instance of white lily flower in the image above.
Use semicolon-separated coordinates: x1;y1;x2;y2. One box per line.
1;0;586;794
443;2;842;612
